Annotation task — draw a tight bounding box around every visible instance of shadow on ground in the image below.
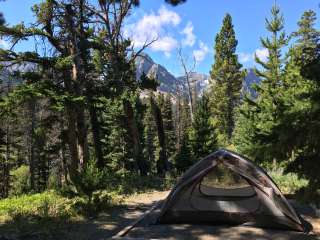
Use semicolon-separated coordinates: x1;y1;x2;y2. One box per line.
0;200;158;240
0;192;319;240
122;201;319;240
125;223;319;240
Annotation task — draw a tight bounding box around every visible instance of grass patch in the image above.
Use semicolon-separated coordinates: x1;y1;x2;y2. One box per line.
0;174;175;239
0;173;175;222
0;191;78;222
0;191;81;239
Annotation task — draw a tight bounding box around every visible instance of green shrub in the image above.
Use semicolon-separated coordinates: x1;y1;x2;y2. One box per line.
102;170;176;195
9;165;31;196
47;170;62;190
70;160;109;217
72;190;118;217
268;168;308;194
73;159;105;202
0;191;77;222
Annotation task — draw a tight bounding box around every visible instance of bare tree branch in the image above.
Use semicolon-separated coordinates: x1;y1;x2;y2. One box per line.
177;45;197;121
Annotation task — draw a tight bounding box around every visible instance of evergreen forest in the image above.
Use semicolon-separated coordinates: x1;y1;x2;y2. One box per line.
0;1;319;238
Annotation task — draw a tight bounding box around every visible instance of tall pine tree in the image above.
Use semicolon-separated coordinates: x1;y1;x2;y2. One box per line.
265;10;320;192
209;13;245;144
234;4;288;163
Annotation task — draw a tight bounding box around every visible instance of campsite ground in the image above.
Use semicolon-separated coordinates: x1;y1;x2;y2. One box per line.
1;190;319;240
119;191;320;240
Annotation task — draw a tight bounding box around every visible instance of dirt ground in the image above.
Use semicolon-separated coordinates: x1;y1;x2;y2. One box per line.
114;191;320;240
0;190;319;240
0;191;168;240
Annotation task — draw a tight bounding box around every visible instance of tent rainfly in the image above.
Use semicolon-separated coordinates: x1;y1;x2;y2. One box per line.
157;149;309;232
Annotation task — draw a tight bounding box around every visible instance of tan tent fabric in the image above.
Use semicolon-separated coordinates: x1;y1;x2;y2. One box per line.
157;149;308;232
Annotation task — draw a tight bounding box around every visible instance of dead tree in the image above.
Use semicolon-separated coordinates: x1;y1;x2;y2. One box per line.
177;46;197;122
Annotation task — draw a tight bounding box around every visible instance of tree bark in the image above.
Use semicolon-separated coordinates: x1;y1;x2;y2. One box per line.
64;2;89;173
89;104;104;169
185;73;194;121
3;122;11;198
150;95;168;175
123;100;147;176
86;83;104;169
65;104;81;182
28;99;36;191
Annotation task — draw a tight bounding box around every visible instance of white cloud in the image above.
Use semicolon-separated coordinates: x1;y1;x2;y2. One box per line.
152;36;178;57
157;6;181;25
239;52;252;63
181;21;196;47
0;39;9;49
238;48;269;64
125;6;181;56
255;48;269;62
193;41;209;62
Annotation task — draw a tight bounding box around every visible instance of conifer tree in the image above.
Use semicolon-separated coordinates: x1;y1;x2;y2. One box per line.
151;93;168;175
180;97;192;134
100;97;133;172
267;10;319;159
293;10;319;62
0;0;94;182
134;96;149;173
190;94;218;159
209;13;245;144
265;10;320;191
142;100;157;173
174;132;193;173
234;4;288;162
161;94;176;160
139;72;169;174
174;97;194;172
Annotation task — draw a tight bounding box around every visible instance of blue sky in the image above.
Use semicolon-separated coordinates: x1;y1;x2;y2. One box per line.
1;0;320;76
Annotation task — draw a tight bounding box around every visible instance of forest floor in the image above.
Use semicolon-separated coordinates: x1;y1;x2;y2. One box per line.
0;190;319;240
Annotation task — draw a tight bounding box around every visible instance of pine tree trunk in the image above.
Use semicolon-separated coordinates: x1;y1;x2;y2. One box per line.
226;82;234;142
4;124;10;198
89;105;104;169
150;96;168;175
87;87;104;169
64;3;89;175
60;143;70;185
28;99;36;191
66;105;81;182
176;92;182;150
123;100;147;176
76;106;89;167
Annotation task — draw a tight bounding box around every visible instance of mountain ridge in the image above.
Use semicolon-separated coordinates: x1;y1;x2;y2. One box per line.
135;53;209;95
135;53;260;97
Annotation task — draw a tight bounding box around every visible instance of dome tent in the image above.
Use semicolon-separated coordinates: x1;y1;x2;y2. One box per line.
157;149;308;232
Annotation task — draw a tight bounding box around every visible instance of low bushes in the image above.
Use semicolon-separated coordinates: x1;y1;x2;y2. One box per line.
9;165;31;196
0;191;77;222
268;168;308;194
103;170;176;195
0;171;176;223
